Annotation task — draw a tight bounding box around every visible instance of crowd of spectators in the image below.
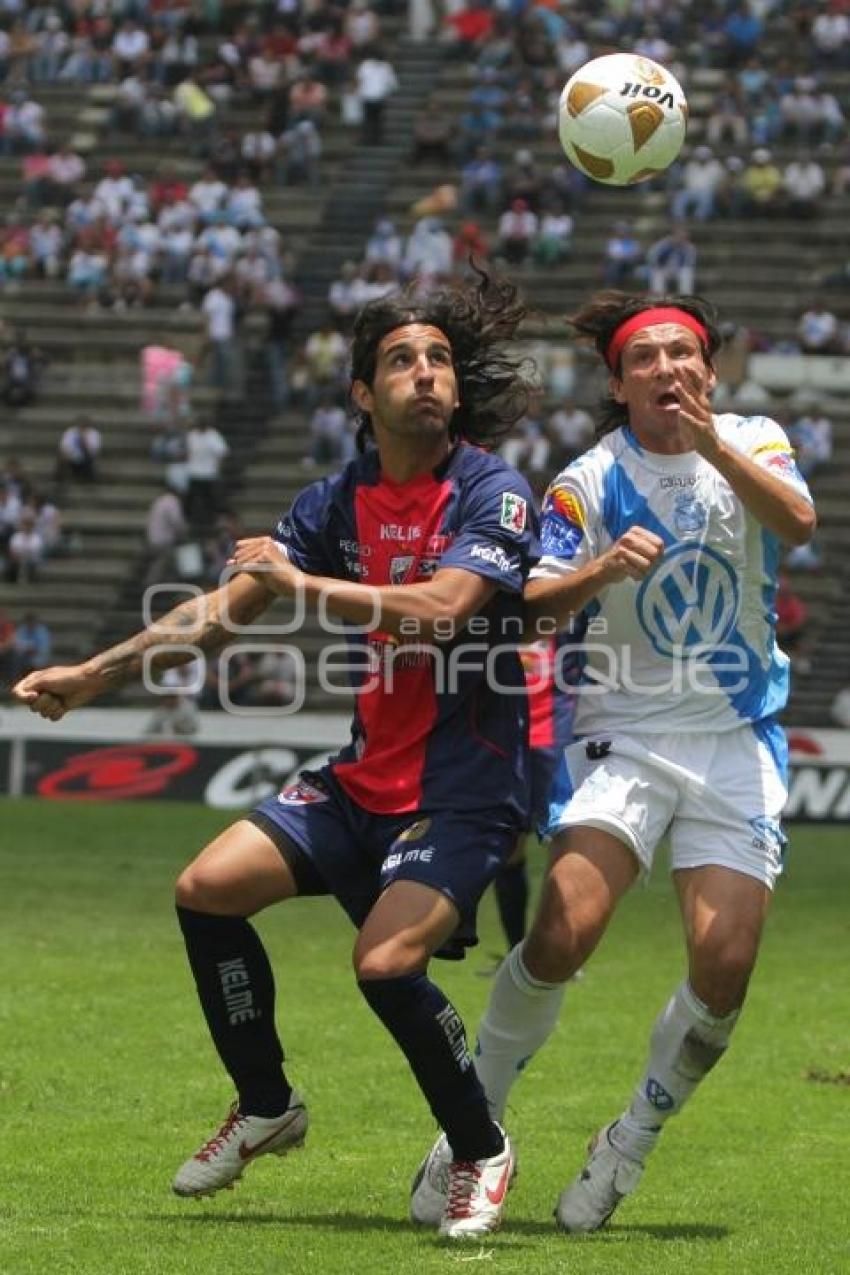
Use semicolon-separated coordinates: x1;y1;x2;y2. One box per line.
668;143;841;223
1;0;849;715
0;0;405;406
391;0;850;360
0;1;403;156
0;451;63;586
2;1;847;396
4;140;302;348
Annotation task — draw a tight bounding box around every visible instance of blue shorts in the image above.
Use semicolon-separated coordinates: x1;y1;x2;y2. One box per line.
249;767;519;959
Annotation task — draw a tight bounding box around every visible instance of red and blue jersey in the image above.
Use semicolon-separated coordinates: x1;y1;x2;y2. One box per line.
273;443;540;825
521;635;579;752
519;633;579;830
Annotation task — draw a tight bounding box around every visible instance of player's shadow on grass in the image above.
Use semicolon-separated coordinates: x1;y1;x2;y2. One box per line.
610;1222;729;1242
152;1211;419;1231
152;1211;554;1238
150;1213;728;1242
459;1220;729;1242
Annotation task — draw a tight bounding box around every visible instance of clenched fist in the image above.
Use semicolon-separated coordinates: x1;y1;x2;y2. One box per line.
600;527;666;583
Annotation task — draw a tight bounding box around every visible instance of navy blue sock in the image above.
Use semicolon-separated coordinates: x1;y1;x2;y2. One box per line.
494;860;529;949
176;905;292;1117
358;974;503;1161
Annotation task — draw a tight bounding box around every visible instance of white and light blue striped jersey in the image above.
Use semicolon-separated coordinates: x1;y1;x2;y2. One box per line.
532;413;813;735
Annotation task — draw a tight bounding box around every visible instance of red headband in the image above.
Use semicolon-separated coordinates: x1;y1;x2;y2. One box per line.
605;307;709;370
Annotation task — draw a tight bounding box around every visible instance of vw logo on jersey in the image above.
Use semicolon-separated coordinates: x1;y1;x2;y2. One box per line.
637;543;739;657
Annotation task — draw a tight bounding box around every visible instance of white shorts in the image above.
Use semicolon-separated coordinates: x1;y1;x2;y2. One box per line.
543;721;789;889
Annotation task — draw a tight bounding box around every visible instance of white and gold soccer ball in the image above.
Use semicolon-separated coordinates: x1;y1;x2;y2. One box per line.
558;53;688;186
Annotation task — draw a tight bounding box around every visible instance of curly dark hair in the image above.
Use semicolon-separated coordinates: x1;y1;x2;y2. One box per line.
566;290;723;440
349;265;536;453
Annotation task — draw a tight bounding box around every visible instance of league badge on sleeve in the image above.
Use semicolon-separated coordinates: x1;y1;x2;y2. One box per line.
500;492;528;534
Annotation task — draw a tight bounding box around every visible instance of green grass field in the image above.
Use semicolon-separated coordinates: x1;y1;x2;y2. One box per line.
1;800;848;1275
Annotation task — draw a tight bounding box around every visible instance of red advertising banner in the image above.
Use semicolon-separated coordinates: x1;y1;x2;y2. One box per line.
23;739;332;809
6;727;850;821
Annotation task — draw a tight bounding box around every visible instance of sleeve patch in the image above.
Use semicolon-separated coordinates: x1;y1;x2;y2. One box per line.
546;483;587;530
500;492;527;534
541;512;584;559
764;452;803;480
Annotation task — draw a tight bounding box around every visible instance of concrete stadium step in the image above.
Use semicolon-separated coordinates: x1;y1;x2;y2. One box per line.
6;463;166;495
38;557;135;583
33;369;216;398
1;303;202;336
0;581;117;611
12;406;174;431
1;426;307;469
0;331;199;363
5;281;190;310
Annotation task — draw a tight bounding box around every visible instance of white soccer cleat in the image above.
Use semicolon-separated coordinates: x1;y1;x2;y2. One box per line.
410;1132;452;1225
555;1121;643;1233
411;1131;519;1227
438;1132;516;1239
172;1090;308;1198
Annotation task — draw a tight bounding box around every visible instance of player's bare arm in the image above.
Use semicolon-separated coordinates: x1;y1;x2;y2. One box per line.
524;527;665;639
12;572;273;720
675;372;816;546
230;535;496;639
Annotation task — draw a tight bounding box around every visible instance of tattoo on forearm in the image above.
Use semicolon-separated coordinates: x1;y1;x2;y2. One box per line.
88;592;244;689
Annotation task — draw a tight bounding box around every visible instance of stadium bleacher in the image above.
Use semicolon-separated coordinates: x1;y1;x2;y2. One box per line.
0;5;848;724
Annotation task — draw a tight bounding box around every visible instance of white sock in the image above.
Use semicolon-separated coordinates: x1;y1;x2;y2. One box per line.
474;943;567;1122
612;980;740;1163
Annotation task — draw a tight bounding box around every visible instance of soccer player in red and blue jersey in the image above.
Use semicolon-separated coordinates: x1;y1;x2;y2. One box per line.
14;272;540;1239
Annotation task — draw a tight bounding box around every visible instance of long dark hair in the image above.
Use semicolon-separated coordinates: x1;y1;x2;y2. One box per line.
349;265;535;453
567;290;723;440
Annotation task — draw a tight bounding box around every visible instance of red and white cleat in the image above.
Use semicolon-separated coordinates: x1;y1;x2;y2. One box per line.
172;1091;308;1198
438;1131;516;1239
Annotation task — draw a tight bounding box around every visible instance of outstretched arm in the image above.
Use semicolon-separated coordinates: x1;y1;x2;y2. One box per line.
229;537;497;639
13;573;273;721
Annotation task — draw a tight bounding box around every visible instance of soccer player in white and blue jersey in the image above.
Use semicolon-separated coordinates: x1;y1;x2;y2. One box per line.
410;292;817;1232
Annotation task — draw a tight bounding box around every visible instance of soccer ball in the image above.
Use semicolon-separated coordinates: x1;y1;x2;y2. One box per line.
558;53;688;186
